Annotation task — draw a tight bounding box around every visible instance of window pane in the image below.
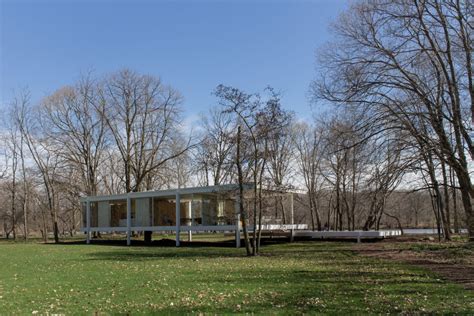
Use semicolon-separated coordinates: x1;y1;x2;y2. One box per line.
153;198;176;226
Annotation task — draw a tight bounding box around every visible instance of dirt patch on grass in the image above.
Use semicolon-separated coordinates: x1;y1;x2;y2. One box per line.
355;237;474;290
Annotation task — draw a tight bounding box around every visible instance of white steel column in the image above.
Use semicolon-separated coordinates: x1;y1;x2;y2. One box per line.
126;195;131;246
234;198;241;248
86;199;91;244
188;199;192;242
290;193;294;242
176;193;181;247
151;197;154;226
191;195;195;226
290;193;294;225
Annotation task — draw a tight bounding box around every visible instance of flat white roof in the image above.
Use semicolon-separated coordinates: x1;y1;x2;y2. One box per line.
80;183;255;202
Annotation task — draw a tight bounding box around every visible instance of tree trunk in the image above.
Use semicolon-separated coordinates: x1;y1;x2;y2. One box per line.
251;144;258;256
256;149;267;254
308;192;316;231
453;166;474;240
384;211;404;235
279;196;286;225
441;161;452;238
256;186;264;253
236;126;252;255
312;196;322;231
428;187;442;242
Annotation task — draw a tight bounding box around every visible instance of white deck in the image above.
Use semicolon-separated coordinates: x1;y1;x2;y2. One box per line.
259;224;308;230
80;225;237;233
294;230;402;240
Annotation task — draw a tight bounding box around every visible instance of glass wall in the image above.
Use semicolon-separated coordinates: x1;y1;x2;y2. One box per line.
110;200;127;227
83;194;237;228
201;199;217;225
153;198;176;226
191;200;202;225
190;196;235;226
133;198;151;226
217;199;235;225
90;201;98;227
180;201;191;226
82;202;86;228
81;201;99;228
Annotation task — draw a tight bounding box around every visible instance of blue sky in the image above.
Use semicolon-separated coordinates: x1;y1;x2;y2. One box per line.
1;0;349;121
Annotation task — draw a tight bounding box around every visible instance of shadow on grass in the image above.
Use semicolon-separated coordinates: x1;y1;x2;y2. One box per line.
74;238;292;260
83;245;379;263
86;248;247;260
41;235;384;248
54;238;239;247
44;238;366;262
81;240;352;260
45;236;297;248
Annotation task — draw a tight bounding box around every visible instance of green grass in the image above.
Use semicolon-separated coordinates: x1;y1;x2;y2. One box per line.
0;239;472;314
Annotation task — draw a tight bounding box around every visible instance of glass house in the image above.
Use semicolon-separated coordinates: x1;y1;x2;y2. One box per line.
80;184;256;247
80;184;299;247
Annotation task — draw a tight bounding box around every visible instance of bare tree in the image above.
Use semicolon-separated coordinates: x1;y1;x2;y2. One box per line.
293;122;325;231
216;85;291;255
195;107;235;186
267;109;295;224
99;69;189;193
19;116;29;241
99;151;125;195
362;138;405;231
15;93;63;243
41;76;107;197
317;115;369;231
166;135;193;189
313;0;474;240
3;112;21;239
215;86;256;255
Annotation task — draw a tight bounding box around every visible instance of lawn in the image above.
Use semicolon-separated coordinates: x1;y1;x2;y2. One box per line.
0;238;472;314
